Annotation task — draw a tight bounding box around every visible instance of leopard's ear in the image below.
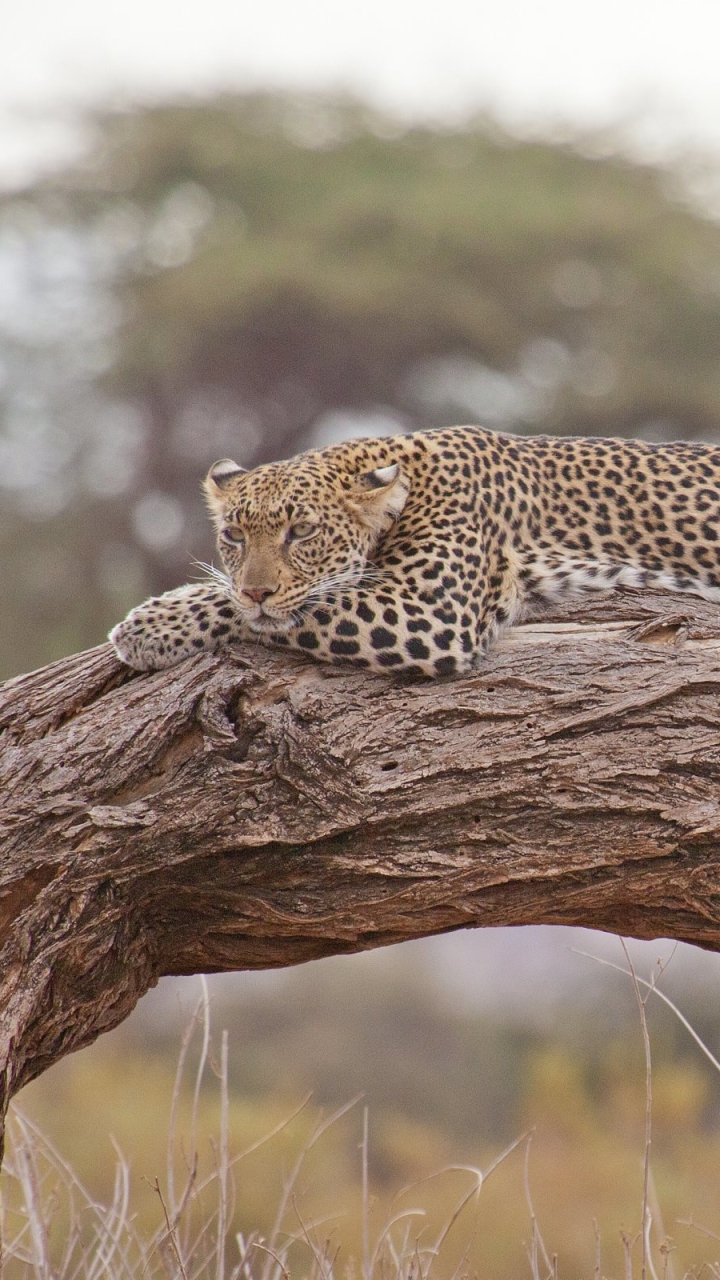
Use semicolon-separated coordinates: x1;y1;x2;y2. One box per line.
349;462;409;535
203;459;246;520
206;458;246;486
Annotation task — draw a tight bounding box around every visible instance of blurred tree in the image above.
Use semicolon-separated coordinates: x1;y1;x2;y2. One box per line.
3;92;720;677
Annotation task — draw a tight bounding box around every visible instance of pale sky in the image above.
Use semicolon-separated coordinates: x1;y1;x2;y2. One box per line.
1;0;720;186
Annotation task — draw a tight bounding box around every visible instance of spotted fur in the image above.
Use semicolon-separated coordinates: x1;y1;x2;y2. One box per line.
110;426;720;678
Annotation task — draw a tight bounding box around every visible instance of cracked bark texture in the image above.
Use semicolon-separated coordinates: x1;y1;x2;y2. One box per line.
3;587;720;1163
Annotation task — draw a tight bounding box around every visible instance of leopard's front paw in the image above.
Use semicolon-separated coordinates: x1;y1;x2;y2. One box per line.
109;584;239;671
110;607;185;671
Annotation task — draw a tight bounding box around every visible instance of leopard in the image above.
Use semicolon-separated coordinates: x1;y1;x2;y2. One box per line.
110;425;720;679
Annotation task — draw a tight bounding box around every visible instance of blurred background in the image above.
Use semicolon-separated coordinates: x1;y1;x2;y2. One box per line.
5;1;720;1274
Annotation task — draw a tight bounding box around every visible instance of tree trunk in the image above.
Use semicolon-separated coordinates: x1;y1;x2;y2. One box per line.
3;587;720;1163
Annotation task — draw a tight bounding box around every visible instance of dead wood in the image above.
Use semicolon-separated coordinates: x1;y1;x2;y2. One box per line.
3;587;720;1162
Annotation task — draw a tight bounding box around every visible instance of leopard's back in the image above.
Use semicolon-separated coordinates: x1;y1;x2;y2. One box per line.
494;432;720;608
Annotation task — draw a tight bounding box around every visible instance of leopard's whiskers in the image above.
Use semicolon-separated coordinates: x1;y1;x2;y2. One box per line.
189;558;232;590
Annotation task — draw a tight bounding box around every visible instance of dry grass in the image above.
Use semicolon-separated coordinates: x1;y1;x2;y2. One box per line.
0;981;526;1280
4;950;720;1280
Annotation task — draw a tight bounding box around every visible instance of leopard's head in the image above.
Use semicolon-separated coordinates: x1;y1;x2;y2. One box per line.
203;447;408;632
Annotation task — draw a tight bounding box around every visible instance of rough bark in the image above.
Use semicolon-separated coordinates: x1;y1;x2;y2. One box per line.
3;588;720;1162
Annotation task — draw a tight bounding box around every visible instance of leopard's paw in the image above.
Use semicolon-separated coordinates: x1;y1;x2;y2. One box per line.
109;584;239;671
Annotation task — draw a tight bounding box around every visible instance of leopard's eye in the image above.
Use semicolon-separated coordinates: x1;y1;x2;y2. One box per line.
221;526;246;547
287;521;318;542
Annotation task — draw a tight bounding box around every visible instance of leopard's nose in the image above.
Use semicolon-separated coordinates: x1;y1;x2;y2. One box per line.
243;586;275;604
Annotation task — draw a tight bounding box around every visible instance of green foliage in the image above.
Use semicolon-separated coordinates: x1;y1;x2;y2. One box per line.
61;95;720;435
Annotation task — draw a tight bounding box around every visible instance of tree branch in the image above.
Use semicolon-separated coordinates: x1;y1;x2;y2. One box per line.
3;587;720;1161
